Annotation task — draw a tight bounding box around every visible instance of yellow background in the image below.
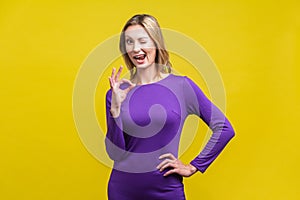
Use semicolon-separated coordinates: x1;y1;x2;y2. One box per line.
1;0;299;199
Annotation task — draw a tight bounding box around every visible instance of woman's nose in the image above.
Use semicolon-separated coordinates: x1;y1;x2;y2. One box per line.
133;42;141;52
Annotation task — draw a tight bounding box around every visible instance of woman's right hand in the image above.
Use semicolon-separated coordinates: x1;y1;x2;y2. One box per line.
109;65;136;117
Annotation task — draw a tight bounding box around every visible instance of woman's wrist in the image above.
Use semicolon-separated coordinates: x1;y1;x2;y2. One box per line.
110;107;120;118
188;164;197;175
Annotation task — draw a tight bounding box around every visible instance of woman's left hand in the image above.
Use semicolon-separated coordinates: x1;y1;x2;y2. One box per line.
156;153;197;177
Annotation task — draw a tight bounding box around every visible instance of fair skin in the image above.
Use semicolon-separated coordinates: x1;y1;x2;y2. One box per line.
125;24;168;85
108;24;197;177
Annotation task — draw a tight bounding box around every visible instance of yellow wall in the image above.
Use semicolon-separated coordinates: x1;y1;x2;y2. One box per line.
1;0;299;199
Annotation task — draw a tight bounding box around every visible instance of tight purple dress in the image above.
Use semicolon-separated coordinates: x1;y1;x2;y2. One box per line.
105;74;235;200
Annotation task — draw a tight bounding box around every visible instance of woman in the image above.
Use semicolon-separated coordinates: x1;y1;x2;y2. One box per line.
105;14;235;200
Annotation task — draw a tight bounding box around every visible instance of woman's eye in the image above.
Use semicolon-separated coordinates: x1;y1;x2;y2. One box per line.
140;40;147;44
126;39;133;45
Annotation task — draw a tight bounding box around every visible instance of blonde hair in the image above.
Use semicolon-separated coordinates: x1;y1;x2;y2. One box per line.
119;14;172;80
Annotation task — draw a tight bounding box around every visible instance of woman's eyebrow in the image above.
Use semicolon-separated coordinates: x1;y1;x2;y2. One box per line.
125;35;149;40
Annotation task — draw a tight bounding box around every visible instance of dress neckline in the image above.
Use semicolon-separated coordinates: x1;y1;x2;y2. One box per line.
134;73;173;87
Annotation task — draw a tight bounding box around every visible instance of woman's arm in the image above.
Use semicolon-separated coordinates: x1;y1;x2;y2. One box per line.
104;89;127;161
156;76;235;176
104;66;136;161
183;76;235;173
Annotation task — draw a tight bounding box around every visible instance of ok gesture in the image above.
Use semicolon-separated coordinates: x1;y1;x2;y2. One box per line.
109;65;136;117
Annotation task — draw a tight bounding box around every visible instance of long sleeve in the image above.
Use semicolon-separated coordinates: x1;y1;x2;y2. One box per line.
183;76;235;173
105;89;127;161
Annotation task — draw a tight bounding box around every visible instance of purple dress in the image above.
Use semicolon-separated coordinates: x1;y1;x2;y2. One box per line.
105;74;235;200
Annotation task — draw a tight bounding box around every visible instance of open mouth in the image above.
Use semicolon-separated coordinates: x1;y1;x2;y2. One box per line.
133;54;146;63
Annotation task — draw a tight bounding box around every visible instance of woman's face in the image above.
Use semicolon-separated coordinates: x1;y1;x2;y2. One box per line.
124;25;156;69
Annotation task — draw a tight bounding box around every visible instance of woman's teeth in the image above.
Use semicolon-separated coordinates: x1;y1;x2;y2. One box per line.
133;54;146;60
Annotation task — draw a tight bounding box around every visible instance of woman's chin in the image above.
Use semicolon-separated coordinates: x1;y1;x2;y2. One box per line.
134;63;153;69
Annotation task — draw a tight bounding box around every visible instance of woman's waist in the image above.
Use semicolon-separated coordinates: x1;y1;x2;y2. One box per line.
110;168;183;187
113;150;177;173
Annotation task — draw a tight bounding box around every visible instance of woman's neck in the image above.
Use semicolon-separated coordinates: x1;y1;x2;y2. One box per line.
133;65;162;85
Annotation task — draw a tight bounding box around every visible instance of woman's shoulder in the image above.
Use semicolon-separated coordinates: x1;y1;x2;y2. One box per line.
169;74;200;93
168;73;192;83
169;73;188;79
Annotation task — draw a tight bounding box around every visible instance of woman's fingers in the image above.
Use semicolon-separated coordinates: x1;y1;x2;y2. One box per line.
108;77;113;87
163;168;178;177
109;76;116;89
156;153;196;177
159;153;176;161
159;161;177;172
121;78;136;93
156;159;172;170
120;78;135;86
124;85;135;94
114;65;123;82
109;67;116;89
121;78;135;86
111;67;116;79
109;66;124;89
156;153;177;172
110;66;123;82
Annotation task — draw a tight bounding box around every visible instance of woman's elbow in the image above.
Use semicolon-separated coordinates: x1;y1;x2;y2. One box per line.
225;124;235;141
224;118;235;140
228;128;235;139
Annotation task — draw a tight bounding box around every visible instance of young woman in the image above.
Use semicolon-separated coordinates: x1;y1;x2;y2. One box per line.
105;14;235;200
